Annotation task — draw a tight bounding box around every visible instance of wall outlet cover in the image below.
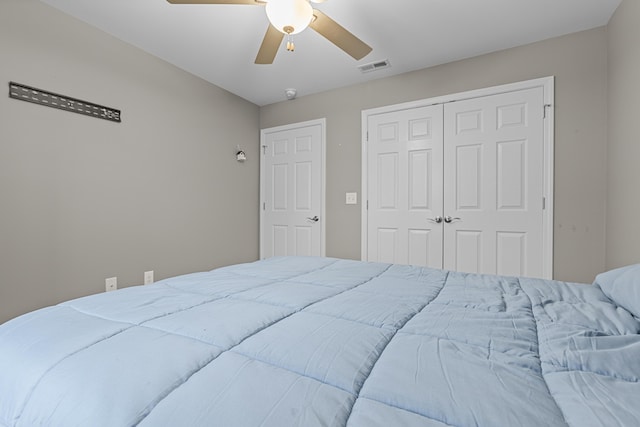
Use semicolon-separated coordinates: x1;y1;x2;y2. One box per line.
144;270;154;285
105;277;117;292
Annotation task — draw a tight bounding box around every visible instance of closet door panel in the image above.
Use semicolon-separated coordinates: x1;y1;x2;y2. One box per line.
443;87;545;277
367;105;444;268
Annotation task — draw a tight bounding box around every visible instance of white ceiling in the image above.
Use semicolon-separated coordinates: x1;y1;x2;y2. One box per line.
39;0;621;106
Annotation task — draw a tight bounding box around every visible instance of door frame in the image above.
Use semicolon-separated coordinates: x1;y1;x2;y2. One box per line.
361;77;554;278
260;118;327;259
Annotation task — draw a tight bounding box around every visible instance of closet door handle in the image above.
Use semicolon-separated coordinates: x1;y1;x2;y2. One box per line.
428;216;443;224
306;216;319;223
444;216;461;224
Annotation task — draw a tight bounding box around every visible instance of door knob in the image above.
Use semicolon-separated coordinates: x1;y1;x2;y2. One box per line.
444;216;461;223
428;216;443;224
307;216;319;222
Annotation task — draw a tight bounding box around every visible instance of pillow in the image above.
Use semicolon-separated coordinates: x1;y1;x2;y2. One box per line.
594;264;640;318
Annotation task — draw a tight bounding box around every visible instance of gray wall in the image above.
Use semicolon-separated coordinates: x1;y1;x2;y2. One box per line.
0;0;260;323
261;28;608;284
3;0;634;324
607;0;640;269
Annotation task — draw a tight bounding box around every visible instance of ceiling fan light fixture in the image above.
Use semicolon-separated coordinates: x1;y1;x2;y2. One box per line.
265;0;313;35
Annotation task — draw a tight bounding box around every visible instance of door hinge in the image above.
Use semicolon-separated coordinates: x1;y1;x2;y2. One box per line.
262;145;267;155
263;202;266;211
543;104;552;119
542;197;546;210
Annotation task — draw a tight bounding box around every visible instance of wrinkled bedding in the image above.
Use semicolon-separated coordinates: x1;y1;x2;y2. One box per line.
0;256;638;426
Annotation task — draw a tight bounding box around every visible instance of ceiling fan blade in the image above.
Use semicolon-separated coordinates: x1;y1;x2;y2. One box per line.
255;24;284;64
310;9;372;60
166;0;263;5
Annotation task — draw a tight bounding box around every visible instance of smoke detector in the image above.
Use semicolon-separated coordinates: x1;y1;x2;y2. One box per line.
285;88;297;100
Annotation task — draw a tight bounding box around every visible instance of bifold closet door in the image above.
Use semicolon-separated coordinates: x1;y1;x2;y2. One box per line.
366;105;444;267
443;87;545;277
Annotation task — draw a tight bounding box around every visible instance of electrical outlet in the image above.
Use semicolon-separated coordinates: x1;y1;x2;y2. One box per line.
105;277;117;292
346;192;358;205
144;270;154;285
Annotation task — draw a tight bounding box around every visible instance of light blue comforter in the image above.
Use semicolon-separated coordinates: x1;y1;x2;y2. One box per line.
0;257;638;426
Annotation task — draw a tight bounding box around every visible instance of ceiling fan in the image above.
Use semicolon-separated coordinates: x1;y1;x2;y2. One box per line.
166;0;372;64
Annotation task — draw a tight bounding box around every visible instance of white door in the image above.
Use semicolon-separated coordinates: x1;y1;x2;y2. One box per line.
366;105;444;267
363;79;552;278
260;119;325;258
443;87;545;277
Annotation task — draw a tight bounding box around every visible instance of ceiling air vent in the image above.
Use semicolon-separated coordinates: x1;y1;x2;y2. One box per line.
358;59;391;73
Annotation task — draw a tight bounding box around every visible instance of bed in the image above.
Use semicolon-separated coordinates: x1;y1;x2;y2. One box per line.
0;256;639;426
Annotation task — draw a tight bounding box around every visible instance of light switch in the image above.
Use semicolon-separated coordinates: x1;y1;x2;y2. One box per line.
346;192;357;205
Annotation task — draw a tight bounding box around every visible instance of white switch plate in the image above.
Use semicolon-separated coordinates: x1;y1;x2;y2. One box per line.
144;270;154;285
345;192;357;205
105;277;117;292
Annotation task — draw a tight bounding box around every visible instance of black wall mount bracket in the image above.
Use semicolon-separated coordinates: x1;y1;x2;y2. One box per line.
8;82;121;123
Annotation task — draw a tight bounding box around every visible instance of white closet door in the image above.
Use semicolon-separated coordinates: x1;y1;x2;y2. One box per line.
443;87;545;277
366;105;444;267
261;120;324;258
